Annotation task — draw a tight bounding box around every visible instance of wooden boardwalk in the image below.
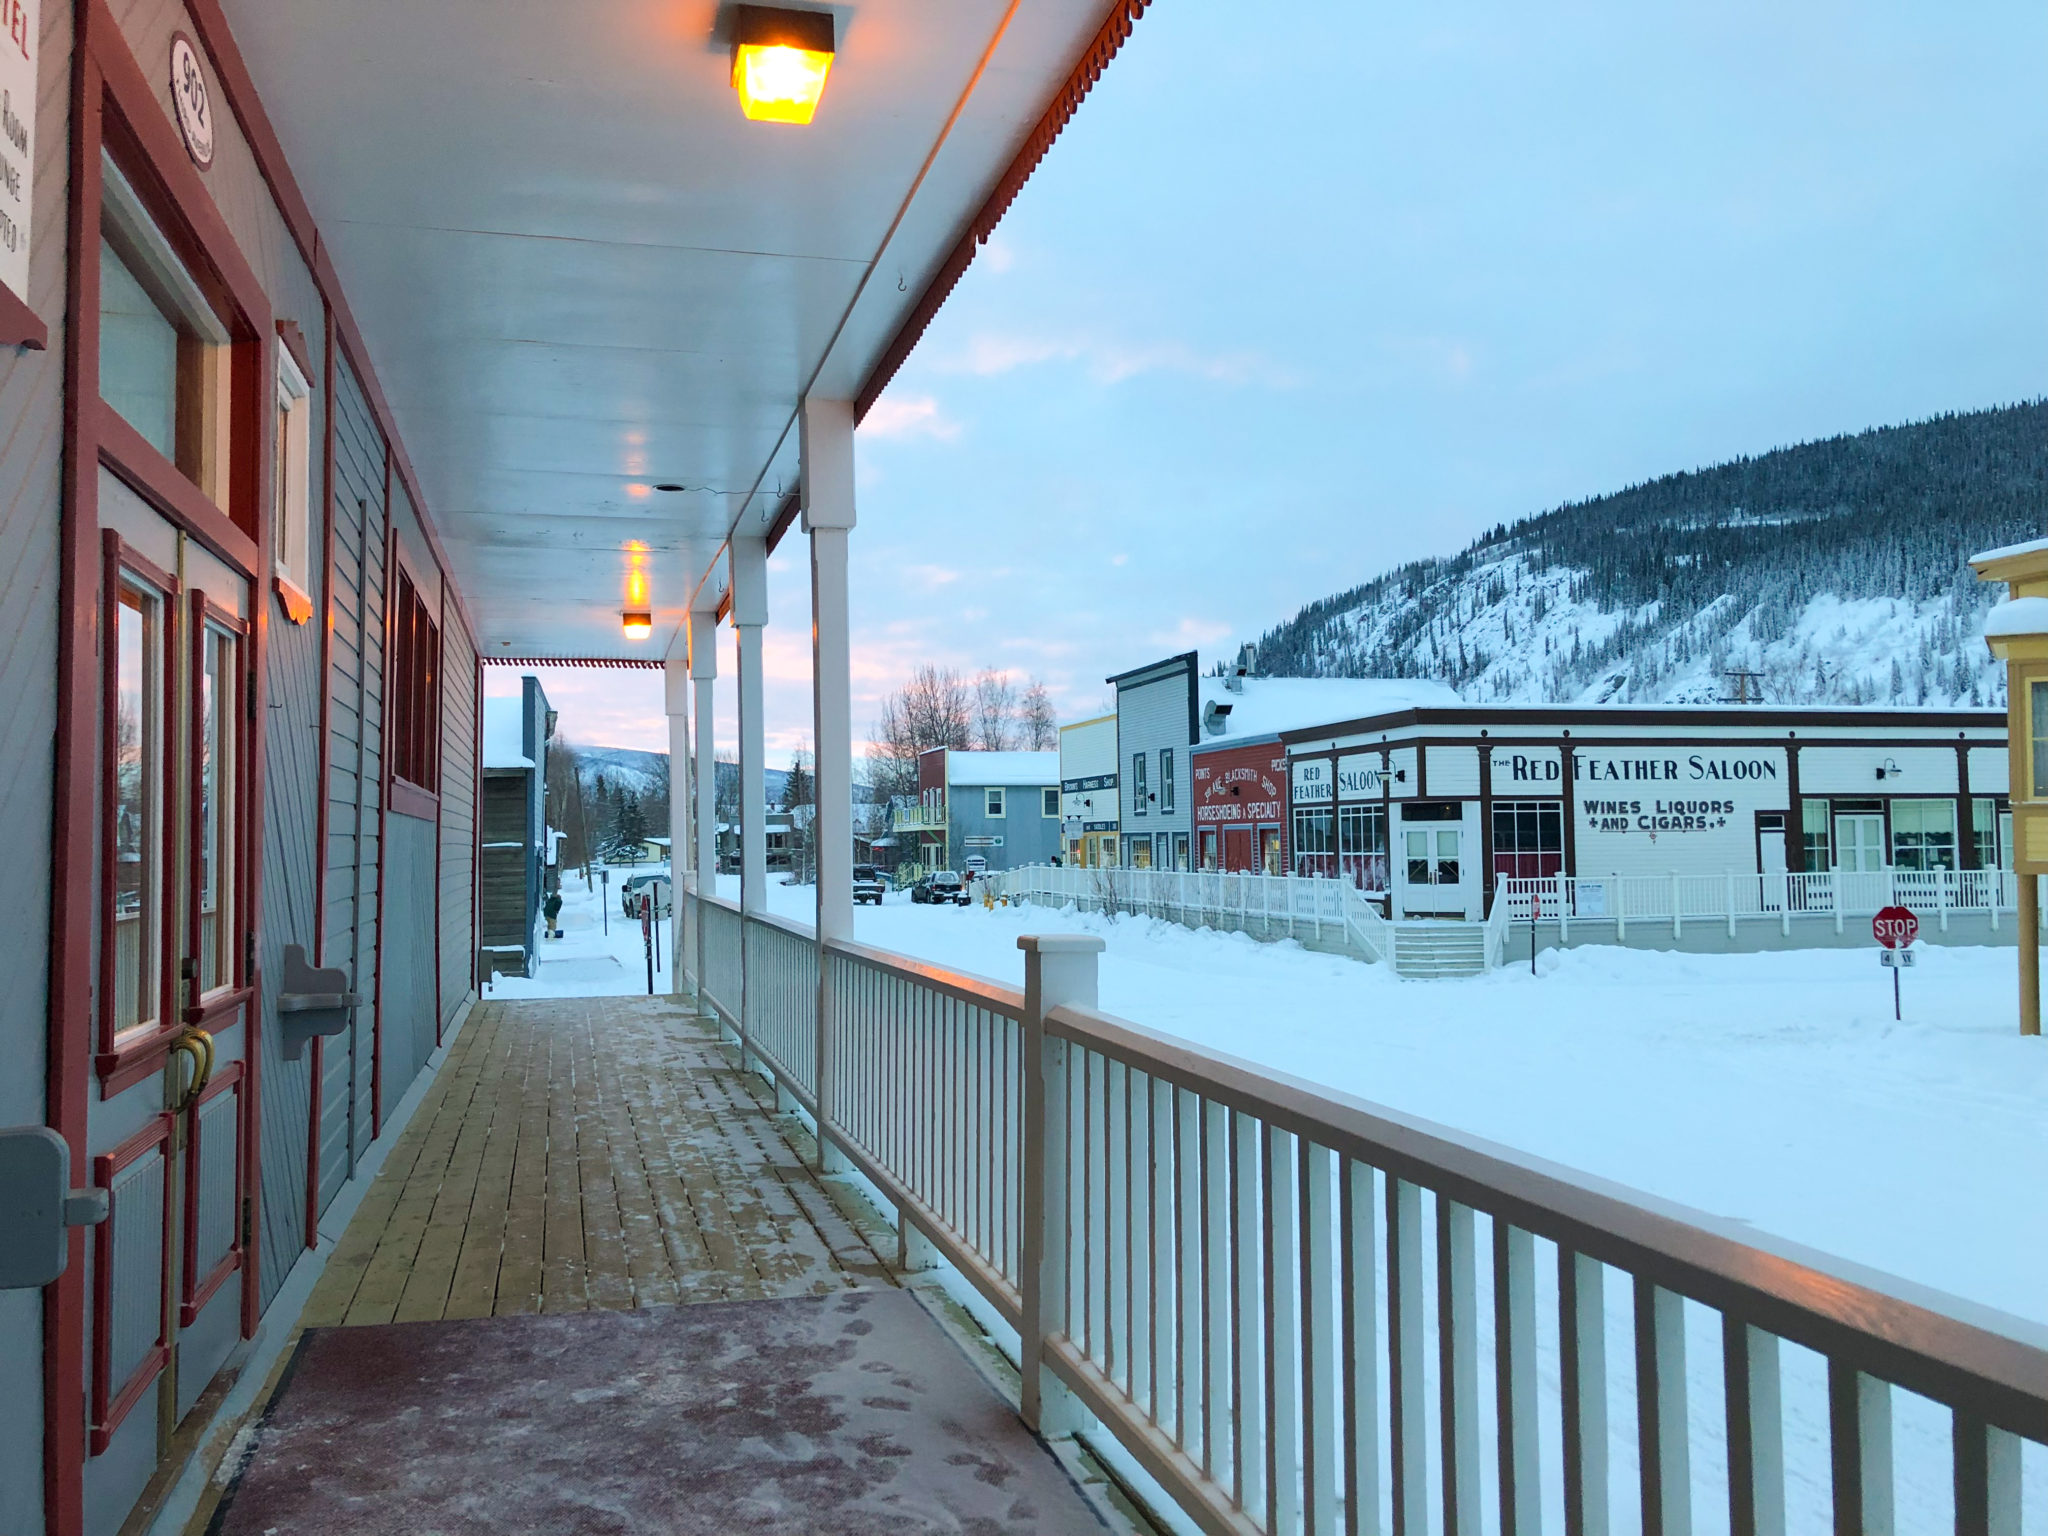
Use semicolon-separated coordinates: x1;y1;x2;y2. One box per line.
303;996;895;1328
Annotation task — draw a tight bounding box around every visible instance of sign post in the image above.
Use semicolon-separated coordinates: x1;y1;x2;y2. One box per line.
1872;905;1919;1021
600;867;609;934
641;894;654;996
1530;888;1541;976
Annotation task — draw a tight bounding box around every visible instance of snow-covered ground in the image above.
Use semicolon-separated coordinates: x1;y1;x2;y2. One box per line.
719;874;2047;1329
486;864;674;999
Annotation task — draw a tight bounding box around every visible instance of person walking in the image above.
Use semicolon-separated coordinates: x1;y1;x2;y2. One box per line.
542;889;563;940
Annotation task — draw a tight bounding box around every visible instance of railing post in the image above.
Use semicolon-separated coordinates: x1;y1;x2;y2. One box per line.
1615;874;1626;942
803;396;858;1170
1019;933;1102;1437
1726;868;1737;940
1672;872;1682;940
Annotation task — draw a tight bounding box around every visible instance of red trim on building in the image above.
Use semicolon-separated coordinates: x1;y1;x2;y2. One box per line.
1190;741;1290;873
390;776;438;821
0;282;48;349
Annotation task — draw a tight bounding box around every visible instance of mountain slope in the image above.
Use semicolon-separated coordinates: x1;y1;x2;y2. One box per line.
1254;403;2047;707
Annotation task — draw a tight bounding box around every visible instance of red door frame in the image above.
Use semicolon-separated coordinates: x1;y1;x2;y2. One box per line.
49;6;274;1529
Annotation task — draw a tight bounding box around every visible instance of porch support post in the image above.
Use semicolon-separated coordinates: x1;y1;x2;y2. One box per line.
733;536;769;917
803;396;856;1173
689;607;719;1023
665;656;691;989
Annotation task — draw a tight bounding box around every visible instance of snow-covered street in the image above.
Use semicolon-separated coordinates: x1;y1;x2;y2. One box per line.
720;874;2047;1329
487;864;673;1000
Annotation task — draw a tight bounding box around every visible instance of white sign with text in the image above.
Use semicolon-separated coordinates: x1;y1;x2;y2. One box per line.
0;0;34;304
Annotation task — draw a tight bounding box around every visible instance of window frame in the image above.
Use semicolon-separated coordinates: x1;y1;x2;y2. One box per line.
1042;786;1059;819
1131;752;1147;816
984;786;1005;819
389;564;443;799
272;335;313;620
1159;749;1175;814
96;533;181;1081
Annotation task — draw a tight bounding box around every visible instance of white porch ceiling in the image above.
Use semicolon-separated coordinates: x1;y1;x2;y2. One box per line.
216;0;1118;659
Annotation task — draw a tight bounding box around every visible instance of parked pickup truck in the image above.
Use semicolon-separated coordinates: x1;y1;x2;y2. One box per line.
853;864;887;905
909;871;970;906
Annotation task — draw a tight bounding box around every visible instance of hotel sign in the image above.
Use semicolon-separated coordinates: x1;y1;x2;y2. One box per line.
0;0;33;304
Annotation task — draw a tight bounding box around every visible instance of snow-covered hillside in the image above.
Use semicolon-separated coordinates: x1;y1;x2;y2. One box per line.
1255;402;2047;707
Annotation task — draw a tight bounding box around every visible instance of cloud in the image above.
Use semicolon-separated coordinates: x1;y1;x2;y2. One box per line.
1150;616;1235;649
858;392;961;441
941;331;1299;389
901;564;963;591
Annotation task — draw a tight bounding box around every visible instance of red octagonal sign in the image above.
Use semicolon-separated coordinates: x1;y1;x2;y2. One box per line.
1873;905;1919;949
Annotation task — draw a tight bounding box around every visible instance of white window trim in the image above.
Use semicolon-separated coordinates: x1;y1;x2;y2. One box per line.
985;787;1005;818
1042;787;1059;818
274;342;313;598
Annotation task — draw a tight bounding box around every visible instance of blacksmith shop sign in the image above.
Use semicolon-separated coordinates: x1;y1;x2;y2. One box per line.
1197;760;1283;825
0;0;33;304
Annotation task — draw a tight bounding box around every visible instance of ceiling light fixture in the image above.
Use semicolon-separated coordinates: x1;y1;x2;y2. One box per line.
731;5;835;125
622;610;653;641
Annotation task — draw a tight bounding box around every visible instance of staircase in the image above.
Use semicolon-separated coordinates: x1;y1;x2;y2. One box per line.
1393;921;1488;979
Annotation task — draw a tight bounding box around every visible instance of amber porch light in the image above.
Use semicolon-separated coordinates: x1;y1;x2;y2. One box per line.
622;611;653;640
731;5;835;124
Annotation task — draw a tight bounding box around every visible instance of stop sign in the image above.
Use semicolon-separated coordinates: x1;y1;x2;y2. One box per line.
1872;905;1919;949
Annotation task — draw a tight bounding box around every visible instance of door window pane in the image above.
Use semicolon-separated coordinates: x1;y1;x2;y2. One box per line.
112;582;164;1036
1973;798;2003;869
100;237;178;458
1434;828;1461;884
1405;827;1429;884
198;625;236;994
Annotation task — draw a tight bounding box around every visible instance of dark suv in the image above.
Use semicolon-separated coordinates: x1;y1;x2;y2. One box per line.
853;864;887;905
910;871;969;906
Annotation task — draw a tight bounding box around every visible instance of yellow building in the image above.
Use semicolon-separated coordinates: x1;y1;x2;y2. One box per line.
1969;537;2048;1034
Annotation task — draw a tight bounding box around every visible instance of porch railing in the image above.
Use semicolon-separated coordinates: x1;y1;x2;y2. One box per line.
679;882;2048;1536
994;864;1385;953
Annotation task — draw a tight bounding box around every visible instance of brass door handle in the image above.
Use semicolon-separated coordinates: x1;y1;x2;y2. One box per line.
169;1028;215;1113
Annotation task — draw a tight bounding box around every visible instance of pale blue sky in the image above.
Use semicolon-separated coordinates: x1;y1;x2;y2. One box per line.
507;0;2048;756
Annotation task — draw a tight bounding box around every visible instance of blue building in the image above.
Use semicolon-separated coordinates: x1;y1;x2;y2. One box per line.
896;748;1062;873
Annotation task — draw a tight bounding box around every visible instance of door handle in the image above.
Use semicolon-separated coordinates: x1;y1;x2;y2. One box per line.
170;1028;215;1113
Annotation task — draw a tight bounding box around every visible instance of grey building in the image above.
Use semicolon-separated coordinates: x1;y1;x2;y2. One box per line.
896;748;1062;872
1109;652;1200;869
479;678;554;976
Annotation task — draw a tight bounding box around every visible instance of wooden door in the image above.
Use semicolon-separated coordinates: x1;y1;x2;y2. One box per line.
88;478;254;1520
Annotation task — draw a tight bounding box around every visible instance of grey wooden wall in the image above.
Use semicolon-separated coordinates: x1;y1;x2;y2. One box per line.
320;350;388;1212
382;812;439;1095
0;1;74;1527
440;622;478;1025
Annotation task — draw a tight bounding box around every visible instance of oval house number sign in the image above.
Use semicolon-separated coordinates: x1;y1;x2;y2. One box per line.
169;33;213;169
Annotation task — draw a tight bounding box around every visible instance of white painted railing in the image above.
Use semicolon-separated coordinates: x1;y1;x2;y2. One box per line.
1499;867;2027;938
679;886;2048;1536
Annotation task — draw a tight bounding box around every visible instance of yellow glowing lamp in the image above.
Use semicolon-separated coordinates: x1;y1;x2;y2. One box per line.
731;6;835;124
622;610;653;640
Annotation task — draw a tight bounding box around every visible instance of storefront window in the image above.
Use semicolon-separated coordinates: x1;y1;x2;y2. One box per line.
1491;799;1563;881
1889;798;1956;872
100;236;178;458
1337;803;1388;890
1127;834;1152;869
1292;807;1333;877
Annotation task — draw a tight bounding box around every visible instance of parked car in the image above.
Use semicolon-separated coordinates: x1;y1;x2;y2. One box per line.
910;871;970;906
853;864;887;905
621;872;671;917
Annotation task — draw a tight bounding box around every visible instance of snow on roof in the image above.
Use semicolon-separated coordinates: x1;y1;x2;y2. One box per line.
1983;596;2048;639
1195;676;1461;743
1972;536;2048;567
944;750;1060;786
482;696;532;768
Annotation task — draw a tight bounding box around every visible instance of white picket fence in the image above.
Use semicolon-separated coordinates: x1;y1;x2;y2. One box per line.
991;863;1399;967
1497;866;2024;938
678;882;2048;1536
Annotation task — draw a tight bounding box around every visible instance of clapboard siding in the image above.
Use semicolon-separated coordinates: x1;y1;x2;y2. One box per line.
439;622;478;1024
382;811;438;1096
320;349;387;1207
0;0;72;1527
252;290;328;1311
